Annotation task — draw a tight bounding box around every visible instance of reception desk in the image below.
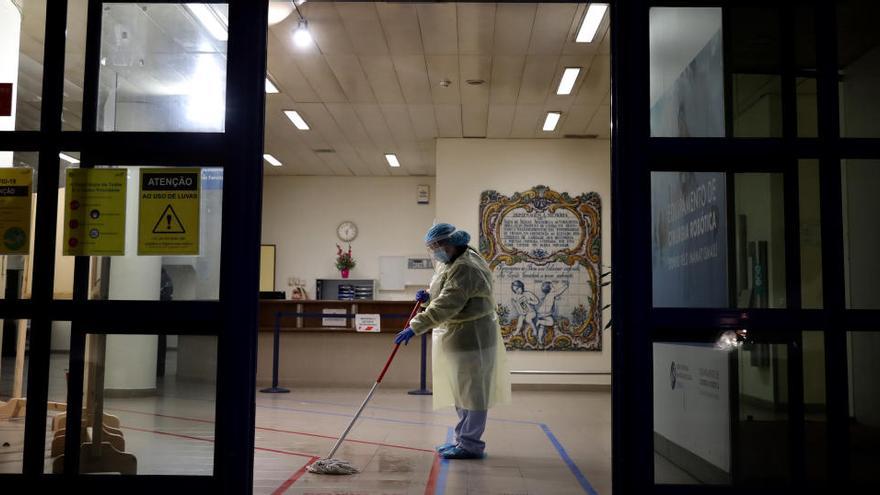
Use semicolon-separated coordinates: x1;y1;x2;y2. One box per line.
257;300;432;388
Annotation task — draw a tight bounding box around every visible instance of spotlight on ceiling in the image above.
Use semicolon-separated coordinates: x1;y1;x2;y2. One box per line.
293;18;312;48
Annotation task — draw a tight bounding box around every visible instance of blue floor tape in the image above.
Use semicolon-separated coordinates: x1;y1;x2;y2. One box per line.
539;423;599;495
435;427;454;495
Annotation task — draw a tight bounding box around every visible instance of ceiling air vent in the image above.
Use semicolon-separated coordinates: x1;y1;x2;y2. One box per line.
563;134;599;139
313;149;336;153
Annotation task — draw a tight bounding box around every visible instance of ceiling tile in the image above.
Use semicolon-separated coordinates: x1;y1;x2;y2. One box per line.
528;3;578;55
359;55;406;104
510;104;545;138
561;103;598;136
334;2;389;55
493;3;536;55
458;3;496;54
460;55;492;105
407;104;439;141
380;104;419;147
375;2;423;55
294;54;348;102
463;103;489;138
434;104;463;138
303;1;354;55
586;104;611;138
486;104;516;138
489;55;526;104
352;104;398;152
325;103;389;175
324;54;376;103
416;3;458;55
298;102;374;176
575;55;610;107
517;55;560;104
426;55;461;104
392;55;433;104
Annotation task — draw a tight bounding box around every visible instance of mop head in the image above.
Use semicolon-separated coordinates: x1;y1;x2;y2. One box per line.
306;458;360;475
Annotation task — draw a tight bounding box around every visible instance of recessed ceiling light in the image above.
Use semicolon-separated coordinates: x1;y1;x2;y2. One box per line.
576;3;608;43
543;112;561;132
263;154;282;167
557;68;581;95
185;4;228;42
284;110;310;130
59;152;80;164
265;78;279;94
384;153;401;168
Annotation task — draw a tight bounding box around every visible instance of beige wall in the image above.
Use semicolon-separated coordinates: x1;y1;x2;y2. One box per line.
435;138;612;385
261;176;436;300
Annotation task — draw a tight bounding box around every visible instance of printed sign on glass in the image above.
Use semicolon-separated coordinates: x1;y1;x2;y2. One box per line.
651;171;728;307
0;168;32;255
64;168;127;256
138;168;200;255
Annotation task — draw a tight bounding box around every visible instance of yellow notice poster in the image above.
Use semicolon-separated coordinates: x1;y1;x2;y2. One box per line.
138;168;200;255
63;169;127;256
0;168;33;255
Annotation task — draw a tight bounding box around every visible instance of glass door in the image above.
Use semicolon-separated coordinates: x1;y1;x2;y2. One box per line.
0;0;267;491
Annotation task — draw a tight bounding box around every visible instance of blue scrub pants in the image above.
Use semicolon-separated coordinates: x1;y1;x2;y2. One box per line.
454;407;488;454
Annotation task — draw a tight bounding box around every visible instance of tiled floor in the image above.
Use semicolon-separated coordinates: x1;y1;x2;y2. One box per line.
1;353;610;494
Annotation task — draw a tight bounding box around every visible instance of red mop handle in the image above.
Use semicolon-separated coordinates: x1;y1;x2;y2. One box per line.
377;301;422;383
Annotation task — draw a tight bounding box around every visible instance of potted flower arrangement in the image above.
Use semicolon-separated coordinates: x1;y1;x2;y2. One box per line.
335;244;356;278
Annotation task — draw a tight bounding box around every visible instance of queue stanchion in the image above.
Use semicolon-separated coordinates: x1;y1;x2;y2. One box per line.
408;332;432;396
260;312;290;393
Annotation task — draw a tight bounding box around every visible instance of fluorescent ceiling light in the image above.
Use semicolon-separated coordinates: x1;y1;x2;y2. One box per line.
265;78;279;94
384;153;401;168
263;154;282;167
557;67;581;95
284;110;310;130
186;4;228;42
59;152;80;164
543;112;561;132
576;3;608;43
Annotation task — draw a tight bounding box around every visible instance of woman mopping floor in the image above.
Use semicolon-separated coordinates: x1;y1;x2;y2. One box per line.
395;222;512;460
308;222;511;474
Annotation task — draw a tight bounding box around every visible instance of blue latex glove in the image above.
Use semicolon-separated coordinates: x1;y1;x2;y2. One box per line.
415;290;430;303
395;327;415;345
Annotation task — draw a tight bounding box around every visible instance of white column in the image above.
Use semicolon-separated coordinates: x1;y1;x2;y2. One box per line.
104;168;160;393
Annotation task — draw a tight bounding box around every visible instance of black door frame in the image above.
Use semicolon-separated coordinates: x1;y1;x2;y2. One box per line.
0;0;267;492
612;0;880;493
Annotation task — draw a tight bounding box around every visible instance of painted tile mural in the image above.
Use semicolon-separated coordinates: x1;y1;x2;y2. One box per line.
480;186;602;351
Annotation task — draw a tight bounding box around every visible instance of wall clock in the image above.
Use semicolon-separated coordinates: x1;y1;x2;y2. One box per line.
337;221;358;242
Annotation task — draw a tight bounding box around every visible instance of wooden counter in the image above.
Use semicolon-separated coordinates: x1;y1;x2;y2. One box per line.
256;299;431;388
259;299;417;333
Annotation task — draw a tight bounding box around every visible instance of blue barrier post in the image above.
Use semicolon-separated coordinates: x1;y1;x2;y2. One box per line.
260;312;290;393
408;333;432;396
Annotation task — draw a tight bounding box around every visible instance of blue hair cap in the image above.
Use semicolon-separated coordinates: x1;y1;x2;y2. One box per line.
449;230;471;246
425;223;471;246
425;223;456;244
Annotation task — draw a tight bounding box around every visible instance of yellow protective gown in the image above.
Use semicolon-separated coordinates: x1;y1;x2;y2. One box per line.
409;247;512;411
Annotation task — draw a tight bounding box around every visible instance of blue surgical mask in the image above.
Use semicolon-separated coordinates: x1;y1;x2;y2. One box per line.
432;248;451;264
